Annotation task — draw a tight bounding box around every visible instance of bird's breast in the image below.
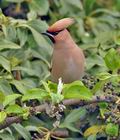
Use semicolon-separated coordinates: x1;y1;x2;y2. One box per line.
51;47;85;83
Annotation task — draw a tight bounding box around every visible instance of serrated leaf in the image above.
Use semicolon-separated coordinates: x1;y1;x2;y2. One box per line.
84;125;105;137
106;123;119;136
0;111;7;123
3;94;22;107
22;88;49;102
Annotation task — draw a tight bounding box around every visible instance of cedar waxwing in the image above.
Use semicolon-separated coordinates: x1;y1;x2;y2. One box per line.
43;18;85;83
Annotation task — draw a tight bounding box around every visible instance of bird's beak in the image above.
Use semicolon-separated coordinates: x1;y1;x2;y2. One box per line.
42;31;55;43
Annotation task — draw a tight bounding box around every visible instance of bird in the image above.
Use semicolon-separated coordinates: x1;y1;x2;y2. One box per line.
42;18;85;83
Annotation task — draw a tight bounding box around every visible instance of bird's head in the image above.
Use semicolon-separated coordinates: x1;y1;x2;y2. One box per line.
42;18;75;43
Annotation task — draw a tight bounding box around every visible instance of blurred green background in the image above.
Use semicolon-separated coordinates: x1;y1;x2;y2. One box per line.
0;0;120;140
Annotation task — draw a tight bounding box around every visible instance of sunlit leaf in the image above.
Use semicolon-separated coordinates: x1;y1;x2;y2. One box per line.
6;104;24;114
0;111;7;123
0;92;5;103
22;88;49;102
105;123;119;136
63;81;93;100
3;94;22;107
84;125;105;137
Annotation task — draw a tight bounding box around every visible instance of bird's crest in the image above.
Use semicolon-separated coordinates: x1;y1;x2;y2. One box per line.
47;18;75;32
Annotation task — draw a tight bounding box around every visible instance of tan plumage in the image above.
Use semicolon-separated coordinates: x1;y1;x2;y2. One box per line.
44;18;85;83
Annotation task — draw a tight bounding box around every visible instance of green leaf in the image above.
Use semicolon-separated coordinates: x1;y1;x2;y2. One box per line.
114;34;120;45
50;92;64;104
0;111;7;123
27;19;48;33
97;72;112;81
0;92;5;103
60;108;86;132
0;79;13;95
61;123;80;133
99;102;108;109
22;88;49;102
0;133;15;140
64;108;86;124
63;81;93;100
105;123;119;136
91;80;105;94
5;0;24;2
29;0;49;15
48;81;57;93
0;39;21;50
84;0;96;15
5;25;16;41
11;80;28;94
5;104;24;114
12;124;31;140
3;94;22;107
0;55;11;72
104;48;120;71
17;28;28;47
66;0;83;10
18;24;52;57
29;26;52;53
87;135;96;140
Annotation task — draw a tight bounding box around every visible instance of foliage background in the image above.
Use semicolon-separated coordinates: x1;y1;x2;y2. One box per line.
0;0;120;140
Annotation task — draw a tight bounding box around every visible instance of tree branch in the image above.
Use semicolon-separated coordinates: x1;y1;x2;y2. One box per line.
0;95;117;137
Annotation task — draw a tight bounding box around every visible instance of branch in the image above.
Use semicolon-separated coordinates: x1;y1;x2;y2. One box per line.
0;116;22;130
0;95;117;134
51;129;69;138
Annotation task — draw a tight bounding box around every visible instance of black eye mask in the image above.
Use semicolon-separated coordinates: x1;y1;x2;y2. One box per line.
42;29;64;43
46;29;64;36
